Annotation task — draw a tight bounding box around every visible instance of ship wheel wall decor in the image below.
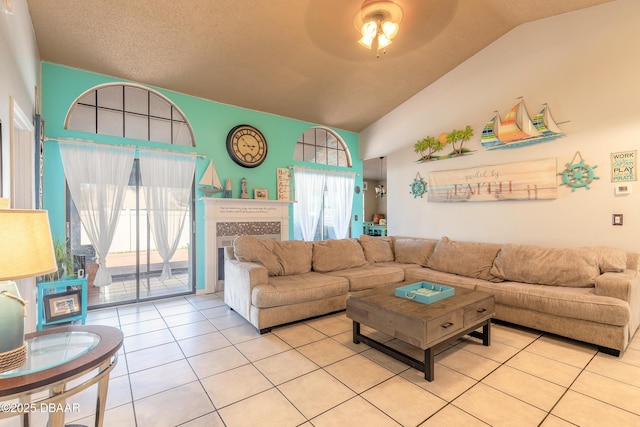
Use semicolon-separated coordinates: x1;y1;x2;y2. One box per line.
559;151;599;192
410;172;427;198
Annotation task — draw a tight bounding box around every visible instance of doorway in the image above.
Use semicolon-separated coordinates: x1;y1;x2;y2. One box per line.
362;157;387;233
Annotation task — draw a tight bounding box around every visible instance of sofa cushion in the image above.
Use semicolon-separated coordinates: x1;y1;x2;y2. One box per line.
475;281;629;326
234;236;313;276
325;265;404;291
359;235;394;263
272;240;313;275
312;239;368;273
628;253;640;271
252;272;349;308
593;246;627;273
490;244;601;287
233;236;281;276
374;261;423;272
427;237;502;282
393;238;437;266
404;268;484;291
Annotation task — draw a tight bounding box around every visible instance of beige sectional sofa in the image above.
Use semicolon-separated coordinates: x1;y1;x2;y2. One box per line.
223;234;640;355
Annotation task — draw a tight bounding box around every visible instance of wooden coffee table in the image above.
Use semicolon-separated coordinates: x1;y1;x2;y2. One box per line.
346;283;494;381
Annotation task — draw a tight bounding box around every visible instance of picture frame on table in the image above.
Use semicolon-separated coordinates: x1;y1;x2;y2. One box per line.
254;188;268;200
43;289;82;322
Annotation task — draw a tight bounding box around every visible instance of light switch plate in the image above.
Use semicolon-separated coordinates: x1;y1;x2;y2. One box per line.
612;214;623;226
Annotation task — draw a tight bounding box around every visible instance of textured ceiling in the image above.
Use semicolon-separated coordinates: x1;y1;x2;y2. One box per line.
26;0;612;133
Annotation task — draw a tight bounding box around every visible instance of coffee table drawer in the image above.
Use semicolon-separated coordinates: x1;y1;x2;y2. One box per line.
464;297;495;326
426;309;463;343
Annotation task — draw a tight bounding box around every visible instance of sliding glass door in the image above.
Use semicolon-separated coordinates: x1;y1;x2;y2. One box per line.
68;159;195;308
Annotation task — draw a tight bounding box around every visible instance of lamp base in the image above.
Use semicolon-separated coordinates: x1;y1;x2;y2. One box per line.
0;341;26;373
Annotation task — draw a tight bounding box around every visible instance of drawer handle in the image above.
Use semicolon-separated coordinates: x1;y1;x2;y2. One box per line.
477;308;487;313
441;322;454;329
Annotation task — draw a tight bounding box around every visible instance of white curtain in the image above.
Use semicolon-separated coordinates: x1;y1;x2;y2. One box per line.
59;142;134;287
139;151;196;282
293;168;326;241
325;172;355;239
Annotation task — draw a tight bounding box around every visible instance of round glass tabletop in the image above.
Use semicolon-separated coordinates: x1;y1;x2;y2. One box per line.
0;331;100;378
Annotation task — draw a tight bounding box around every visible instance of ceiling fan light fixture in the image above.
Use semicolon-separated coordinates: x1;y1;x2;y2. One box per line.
381;21;399;39
359;21;378;48
354;1;403;57
377;33;392;49
358;35;374;49
361;21;378;38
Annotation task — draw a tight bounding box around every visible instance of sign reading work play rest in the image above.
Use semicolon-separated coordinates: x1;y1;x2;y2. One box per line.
427;158;557;202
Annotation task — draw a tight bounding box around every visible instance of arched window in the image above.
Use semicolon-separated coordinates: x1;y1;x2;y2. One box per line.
294;127;351;167
292;127;354;241
65;83;195;146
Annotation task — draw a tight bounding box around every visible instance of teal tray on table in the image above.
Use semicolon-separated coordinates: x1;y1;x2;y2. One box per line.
395;281;455;304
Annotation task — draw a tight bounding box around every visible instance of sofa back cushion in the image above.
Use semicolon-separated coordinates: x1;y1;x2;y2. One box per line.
592;247;627;273
234;236;313;276
272;240;313;275
490;244;600;287
312;239;368;272
427;237;503;282
393;238;438;265
359;235;394;263
233;236;281;276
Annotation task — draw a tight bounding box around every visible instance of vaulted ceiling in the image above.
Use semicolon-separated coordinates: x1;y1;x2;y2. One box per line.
27;0;612;133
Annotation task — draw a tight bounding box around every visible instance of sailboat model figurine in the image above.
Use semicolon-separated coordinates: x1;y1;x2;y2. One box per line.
199;160;223;195
481;98;565;150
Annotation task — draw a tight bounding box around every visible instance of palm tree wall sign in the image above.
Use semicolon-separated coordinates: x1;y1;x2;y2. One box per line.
414;125;474;163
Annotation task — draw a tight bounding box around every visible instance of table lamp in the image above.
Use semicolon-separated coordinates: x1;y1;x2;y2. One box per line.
0;209;57;372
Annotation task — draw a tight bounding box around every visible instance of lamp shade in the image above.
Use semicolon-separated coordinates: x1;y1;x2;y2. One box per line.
0;209;57;281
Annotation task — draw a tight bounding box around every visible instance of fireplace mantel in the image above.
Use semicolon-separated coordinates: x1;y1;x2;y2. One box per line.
202;198;293;292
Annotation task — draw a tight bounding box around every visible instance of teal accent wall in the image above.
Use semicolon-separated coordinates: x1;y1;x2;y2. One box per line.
41;63;362;291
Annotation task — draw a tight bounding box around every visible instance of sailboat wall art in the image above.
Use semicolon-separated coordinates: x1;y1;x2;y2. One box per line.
199;160;223;195
481;97;565;150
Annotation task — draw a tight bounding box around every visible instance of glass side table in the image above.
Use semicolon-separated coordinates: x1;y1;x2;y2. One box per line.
0;325;123;427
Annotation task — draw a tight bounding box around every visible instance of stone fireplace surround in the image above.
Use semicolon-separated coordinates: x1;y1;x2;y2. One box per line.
202;198;293;292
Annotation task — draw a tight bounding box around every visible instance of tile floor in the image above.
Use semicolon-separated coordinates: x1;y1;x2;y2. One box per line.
87;271;191;307
5;292;640;427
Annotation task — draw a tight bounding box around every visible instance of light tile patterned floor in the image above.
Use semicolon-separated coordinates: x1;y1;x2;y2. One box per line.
88;272;191;307
4;293;640;427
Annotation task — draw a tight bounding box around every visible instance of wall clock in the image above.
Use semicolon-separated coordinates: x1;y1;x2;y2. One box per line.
226;124;268;168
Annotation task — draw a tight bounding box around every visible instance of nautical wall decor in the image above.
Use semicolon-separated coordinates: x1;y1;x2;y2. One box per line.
559;151;599;191
481;97;565;150
199;160;223;195
276;167;291;201
414;125;474;162
409;173;427;198
611;150;636;182
427;158;558;202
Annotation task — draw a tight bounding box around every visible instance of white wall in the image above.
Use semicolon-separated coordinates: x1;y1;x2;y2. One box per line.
0;0;40;197
0;0;42;333
359;0;640;253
